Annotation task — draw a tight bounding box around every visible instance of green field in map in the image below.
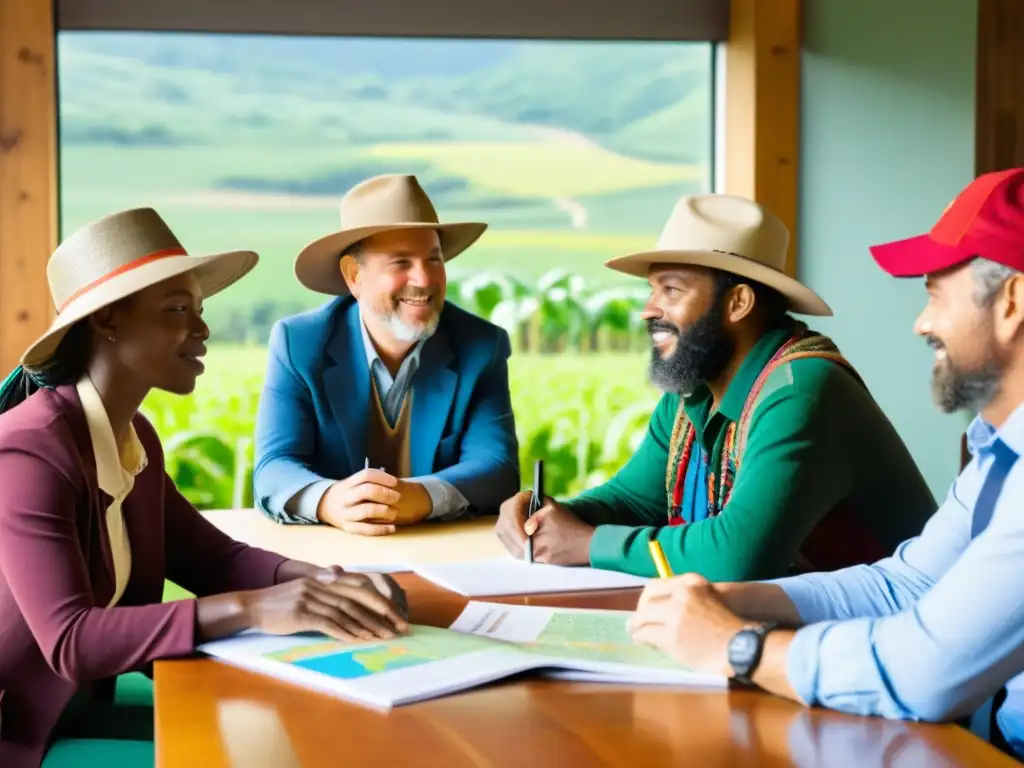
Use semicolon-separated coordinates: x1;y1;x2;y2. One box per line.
259;612;685;681
526;611;686;670
264;625;498;680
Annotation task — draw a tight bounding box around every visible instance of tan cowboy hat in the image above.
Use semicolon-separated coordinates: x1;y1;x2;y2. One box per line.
21;207;258;369
605;193;832;316
294;173;488;295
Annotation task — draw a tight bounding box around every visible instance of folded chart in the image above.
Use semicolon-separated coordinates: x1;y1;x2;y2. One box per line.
198;602;725;710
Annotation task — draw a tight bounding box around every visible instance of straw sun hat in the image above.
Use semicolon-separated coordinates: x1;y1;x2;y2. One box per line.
294;174;487;295
605;193;832;316
21;207;258;369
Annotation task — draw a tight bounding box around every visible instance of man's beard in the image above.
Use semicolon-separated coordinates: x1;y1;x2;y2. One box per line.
370;290;441;343
928;334;1003;414
648;302;734;396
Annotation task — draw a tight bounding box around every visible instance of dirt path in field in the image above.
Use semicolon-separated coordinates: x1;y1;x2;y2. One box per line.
525;126;601;228
553;197;588;229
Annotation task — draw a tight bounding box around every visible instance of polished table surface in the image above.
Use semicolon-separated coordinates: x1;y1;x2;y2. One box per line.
155;574;1017;767
201;509;507;566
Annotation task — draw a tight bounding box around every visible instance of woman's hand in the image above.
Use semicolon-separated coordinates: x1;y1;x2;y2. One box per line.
241;567;409;642
366;571;409;622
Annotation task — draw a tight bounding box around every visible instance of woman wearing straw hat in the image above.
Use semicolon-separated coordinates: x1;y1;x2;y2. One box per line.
0;209;408;768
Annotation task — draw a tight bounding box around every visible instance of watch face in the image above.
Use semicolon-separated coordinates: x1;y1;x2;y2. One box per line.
728;630;759;672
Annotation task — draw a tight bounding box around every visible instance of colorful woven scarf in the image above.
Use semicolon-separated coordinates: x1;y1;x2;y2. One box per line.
664;324;862;525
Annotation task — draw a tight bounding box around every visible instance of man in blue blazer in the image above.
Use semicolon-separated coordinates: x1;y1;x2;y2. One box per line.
254;174;520;533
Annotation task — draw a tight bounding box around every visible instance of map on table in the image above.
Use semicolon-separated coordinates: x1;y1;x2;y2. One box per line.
263;626;498;680
198;602;725;709
524;611;689;670
450;603;692;671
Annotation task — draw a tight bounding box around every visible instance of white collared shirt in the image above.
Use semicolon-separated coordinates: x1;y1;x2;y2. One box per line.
773;402;1024;752
76;376;148;607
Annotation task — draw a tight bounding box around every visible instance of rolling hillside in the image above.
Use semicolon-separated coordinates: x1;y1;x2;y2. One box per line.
56;31;713;342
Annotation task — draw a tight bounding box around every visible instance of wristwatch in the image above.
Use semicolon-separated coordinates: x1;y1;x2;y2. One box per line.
727;622;778;685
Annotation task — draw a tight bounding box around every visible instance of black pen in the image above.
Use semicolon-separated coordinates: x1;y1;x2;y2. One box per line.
525;460;543;563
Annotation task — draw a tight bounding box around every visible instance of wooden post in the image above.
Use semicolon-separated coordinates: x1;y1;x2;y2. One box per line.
722;0;801;276
967;0;1024;467
976;0;1024;174
0;0;57;374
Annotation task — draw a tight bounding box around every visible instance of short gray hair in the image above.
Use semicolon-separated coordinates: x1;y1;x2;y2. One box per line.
971;257;1018;307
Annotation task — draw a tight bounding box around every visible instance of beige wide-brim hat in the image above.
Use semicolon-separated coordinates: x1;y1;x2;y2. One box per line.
294;173;488;295
606;193;832;316
21;207;258;369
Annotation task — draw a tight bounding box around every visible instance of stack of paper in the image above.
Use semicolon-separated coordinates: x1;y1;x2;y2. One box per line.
198;602;725;710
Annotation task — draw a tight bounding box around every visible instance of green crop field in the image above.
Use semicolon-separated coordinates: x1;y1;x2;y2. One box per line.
363;141;701;197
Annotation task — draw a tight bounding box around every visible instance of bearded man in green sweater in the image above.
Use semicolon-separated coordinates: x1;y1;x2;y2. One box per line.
496;193;936;579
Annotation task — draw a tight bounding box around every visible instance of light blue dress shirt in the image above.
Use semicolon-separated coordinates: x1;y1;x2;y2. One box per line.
285;312;470;522
770;401;1024;758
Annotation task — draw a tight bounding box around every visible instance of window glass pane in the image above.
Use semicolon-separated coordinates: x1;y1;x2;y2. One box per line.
57;31;713;509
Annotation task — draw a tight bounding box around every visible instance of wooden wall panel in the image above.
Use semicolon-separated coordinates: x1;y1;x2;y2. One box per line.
976;0;1024;174
0;0;57;374
723;0;801;277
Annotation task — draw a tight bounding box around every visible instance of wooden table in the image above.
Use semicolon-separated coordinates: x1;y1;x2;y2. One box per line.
202;509;507;567
155;575;1015;767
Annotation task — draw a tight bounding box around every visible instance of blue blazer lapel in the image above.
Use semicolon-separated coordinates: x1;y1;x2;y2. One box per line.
410;328;457;477
323;302;369;474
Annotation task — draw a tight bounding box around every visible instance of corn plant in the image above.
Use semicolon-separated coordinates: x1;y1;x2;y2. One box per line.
448;268;649;354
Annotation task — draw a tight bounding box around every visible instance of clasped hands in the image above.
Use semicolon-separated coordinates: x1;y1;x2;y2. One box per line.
316;468;432;535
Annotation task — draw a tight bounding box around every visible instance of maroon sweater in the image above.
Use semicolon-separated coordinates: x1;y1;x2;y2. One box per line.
0;385;287;767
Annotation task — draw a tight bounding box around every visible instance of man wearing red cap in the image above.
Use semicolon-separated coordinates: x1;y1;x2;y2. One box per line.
628;168;1024;759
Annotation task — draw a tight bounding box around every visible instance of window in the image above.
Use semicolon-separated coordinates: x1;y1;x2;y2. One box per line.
57;31;714;508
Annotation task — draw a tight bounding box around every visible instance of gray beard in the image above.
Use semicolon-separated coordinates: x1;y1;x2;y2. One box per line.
368;298;441;343
931;359;1003;414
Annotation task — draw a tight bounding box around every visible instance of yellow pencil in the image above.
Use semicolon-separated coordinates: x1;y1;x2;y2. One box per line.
648;539;674;579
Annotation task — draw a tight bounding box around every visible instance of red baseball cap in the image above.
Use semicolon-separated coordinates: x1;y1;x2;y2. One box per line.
870;167;1024;277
